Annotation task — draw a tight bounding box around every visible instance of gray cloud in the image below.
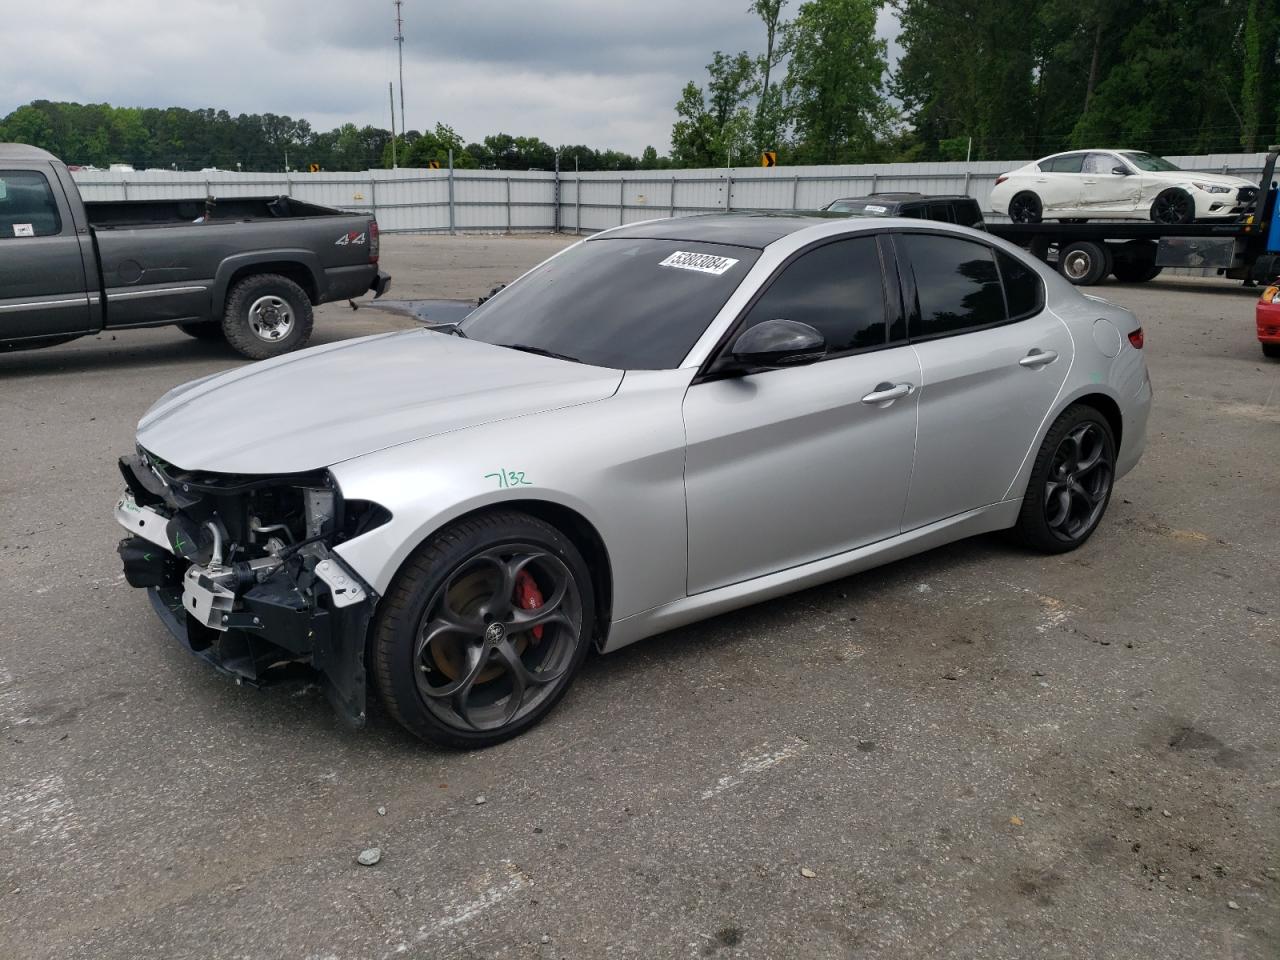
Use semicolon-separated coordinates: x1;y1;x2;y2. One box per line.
1;0;900;155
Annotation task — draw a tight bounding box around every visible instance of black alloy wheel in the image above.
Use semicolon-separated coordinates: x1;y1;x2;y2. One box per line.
1151;189;1194;225
1009;192;1043;224
1013;404;1117;553
372;511;594;748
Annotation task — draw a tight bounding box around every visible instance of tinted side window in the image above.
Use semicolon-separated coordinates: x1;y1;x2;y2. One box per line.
997;250;1044;320
899;234;1006;338
954;200;983;228
739;237;887;354
1042;153;1085;174
899;206;923;219
926;202;955;223
0;170;63;238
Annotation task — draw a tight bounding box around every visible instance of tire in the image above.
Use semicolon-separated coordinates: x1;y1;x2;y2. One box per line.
221;273;314;360
372;511;596;749
1009;192;1042;224
177;321;225;341
1013;404;1117;554
1110;241;1160;283
1151;188;1195;225
1263;342;1280;360
1058;240;1112;285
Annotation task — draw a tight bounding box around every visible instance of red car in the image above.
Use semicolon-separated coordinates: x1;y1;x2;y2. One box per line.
1259;282;1280;359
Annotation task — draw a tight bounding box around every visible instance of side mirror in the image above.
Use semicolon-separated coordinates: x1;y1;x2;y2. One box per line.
729;318;827;369
1112;165;1131;176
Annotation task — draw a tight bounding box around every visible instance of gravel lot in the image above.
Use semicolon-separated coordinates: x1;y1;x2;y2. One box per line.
1;234;1276;959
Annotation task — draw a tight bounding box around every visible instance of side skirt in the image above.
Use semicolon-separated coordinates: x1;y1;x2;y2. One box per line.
600;499;1022;653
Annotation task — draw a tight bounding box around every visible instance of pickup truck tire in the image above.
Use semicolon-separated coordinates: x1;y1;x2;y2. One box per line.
177;321;225;341
221;273;314;360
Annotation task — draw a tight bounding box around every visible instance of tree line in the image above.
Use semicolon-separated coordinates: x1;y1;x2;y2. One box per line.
3;0;1276;172
676;0;1279;166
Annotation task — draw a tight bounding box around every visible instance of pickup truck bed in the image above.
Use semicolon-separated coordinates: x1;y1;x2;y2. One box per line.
0;143;390;359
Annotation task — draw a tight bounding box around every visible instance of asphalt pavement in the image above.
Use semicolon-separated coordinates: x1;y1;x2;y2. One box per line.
1;235;1276;959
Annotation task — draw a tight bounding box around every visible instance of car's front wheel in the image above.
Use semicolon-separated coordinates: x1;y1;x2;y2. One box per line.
1151;189;1195;225
1013;404;1117;553
372;511;595;748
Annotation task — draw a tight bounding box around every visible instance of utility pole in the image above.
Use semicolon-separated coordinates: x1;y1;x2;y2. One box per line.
394;1;406;139
389;82;398;168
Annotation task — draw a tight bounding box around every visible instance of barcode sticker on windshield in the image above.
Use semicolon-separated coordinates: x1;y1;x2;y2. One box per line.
659;251;739;276
863;204;888;214
12;223;33;237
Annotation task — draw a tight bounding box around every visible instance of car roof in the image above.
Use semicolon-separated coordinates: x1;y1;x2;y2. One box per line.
595;212;849;250
0;143;58;162
832;193;974;204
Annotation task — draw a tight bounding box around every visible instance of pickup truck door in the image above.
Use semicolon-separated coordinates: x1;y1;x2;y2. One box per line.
0;166;94;341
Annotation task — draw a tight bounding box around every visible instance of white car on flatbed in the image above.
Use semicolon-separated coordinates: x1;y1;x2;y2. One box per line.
990;149;1257;225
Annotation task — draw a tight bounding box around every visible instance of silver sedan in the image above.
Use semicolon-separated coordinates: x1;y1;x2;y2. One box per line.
113;214;1152;747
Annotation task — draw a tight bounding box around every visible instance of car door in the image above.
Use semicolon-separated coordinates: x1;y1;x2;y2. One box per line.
893;231;1073;530
1080;152;1139;215
1033;153;1087;216
682;234;920;594
0;167;93;341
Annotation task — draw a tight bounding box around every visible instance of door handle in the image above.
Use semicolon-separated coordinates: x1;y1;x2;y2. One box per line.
1019;349;1059;368
1082;179;1097;184
861;382;913;405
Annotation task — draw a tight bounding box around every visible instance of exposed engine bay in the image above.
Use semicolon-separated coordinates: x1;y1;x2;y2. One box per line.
114;448;387;725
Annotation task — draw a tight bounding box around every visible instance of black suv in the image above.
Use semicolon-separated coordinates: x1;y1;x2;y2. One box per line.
823;192;985;230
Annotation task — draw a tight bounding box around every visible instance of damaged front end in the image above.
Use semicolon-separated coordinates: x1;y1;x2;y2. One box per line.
114;449;387;727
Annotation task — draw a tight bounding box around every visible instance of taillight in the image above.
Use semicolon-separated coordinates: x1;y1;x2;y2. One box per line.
1261;284;1279;304
369;220;380;264
1128;327;1144;349
994;175;1008;186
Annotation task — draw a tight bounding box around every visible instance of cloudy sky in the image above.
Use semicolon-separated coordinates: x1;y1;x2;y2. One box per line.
1;1;900;155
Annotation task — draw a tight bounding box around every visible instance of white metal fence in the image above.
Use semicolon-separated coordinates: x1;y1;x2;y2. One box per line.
71;153;1271;235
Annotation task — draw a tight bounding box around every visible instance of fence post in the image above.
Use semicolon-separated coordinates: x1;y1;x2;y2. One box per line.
448;149;456;235
506;177;512;234
576;176;582;234
963;170;971;197
285;172;292;197
553;153;561;234
670;176;677;218
619;178;625;225
726;174;733;211
869;172;878;193
792;174;800;211
121;179;129;201
370;174;377;222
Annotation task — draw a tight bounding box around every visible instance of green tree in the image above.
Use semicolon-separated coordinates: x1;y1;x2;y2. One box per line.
750;0;790;151
671;51;759;166
784;0;890;163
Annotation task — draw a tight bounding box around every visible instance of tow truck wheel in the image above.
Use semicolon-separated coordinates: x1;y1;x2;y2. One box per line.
1111;241;1162;283
221;273;314;360
177;321;225;341
1009;192;1042;223
1058;241;1112;285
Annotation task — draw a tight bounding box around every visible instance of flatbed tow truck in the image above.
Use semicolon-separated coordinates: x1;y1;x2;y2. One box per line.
988;147;1279;286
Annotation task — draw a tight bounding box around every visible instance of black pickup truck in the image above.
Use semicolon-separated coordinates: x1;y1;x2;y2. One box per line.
0;143;390;359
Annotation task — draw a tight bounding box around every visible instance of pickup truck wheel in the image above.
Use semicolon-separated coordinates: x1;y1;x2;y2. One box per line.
222;274;314;360
177;321;225;341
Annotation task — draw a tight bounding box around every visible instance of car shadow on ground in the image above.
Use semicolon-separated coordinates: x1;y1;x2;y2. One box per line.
0;334;244;379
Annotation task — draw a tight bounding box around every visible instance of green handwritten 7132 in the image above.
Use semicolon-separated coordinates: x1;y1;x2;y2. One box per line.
485;469;532;489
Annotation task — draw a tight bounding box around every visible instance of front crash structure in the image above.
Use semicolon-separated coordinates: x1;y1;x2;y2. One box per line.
114;450;384;726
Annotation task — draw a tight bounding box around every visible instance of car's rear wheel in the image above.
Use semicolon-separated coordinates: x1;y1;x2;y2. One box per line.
177;320;225;341
1009;192;1042;223
372;511;595;749
221;273;314;360
1013;404;1117;553
1151;188;1195;224
1058;240;1112;285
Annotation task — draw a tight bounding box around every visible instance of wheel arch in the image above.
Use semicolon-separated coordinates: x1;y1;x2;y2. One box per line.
212;251;323;312
1003;387;1125;502
374;497;615;651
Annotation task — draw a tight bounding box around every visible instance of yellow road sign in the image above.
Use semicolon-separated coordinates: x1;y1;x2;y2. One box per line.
428;160;441;169
308;163;320;173
761;151;777;167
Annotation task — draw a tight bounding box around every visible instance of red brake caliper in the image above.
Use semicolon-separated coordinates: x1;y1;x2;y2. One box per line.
514;570;545;642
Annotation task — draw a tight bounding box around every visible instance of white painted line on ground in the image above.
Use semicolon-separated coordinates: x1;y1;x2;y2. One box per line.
384;862;530;957
701;739;808;801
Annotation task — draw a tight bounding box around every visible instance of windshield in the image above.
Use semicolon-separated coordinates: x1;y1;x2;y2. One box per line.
458;238;760;369
825;200;892;216
1121;151;1181;172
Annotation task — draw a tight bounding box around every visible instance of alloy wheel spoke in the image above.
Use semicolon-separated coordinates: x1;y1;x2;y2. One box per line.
420;638;486;698
495;636;568;688
1045;485;1071;528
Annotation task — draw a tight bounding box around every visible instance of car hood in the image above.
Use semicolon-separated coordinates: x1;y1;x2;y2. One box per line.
1150;170;1254;189
137;329;624;474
